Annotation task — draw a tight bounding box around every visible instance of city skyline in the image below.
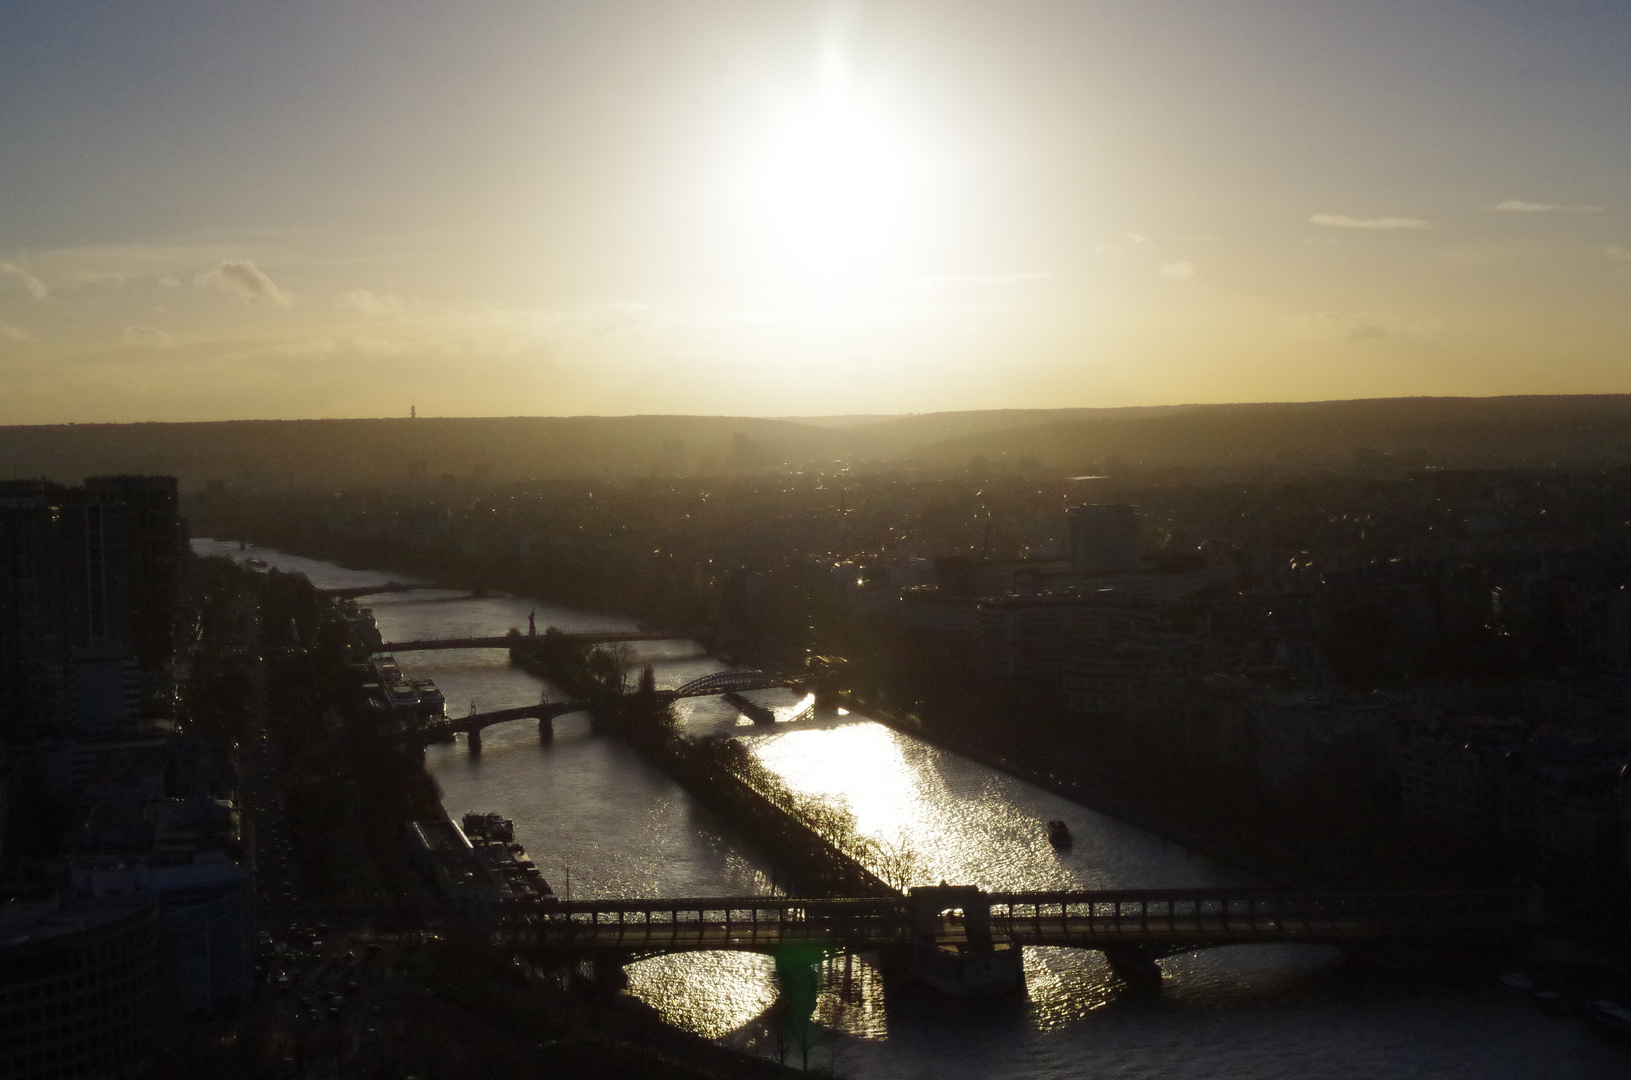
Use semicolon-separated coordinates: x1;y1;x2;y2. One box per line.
1;1;1629;422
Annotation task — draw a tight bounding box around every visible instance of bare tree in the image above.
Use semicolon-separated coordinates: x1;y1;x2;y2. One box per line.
872;831;925;894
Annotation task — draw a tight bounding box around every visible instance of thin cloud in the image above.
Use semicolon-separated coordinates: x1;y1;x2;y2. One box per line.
885;271;1054;295
0;319;36;342
196;260;291;305
1160;261;1195;279
0;261;49;299
122;325;176;348
341;289;408;316
1496;200;1603;213
1287;311;1440;342
1605;246;1631;263
1309;214;1432;230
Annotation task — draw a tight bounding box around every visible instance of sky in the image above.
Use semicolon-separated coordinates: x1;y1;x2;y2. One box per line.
1;0;1629;423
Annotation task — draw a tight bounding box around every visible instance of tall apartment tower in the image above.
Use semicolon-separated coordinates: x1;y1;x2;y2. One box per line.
1065;503;1141;574
0;477;181;742
84;476;182;678
0;482;72;740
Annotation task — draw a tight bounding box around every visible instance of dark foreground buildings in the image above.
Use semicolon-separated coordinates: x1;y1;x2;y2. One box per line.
0;477;250;1080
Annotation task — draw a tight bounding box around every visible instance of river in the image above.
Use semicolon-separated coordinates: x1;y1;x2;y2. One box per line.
195;539;1631;1079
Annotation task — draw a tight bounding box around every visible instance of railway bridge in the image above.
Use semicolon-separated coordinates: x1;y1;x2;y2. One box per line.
495;884;1544;990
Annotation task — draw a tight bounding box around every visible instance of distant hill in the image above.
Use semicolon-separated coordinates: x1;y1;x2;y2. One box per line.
902;397;1631;470
5;395;1631;490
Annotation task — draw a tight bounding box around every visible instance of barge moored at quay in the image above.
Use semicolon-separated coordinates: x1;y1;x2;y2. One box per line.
364;653;447;726
406;812;553;909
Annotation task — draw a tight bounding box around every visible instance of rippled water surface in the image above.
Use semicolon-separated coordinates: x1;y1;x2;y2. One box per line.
196;539;1631;1079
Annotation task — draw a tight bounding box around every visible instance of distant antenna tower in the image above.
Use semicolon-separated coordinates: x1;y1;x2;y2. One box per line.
410;402;416;419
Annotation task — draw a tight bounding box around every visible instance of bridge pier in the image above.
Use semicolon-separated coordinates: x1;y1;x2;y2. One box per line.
590;955;629;992
467;728;482;755
906;886;1025;995
538;715;554;740
1102;945;1164;993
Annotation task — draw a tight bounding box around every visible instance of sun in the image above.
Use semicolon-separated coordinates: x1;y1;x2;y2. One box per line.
750;87;915;280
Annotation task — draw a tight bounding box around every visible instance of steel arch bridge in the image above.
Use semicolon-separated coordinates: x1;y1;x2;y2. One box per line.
670;670;802;698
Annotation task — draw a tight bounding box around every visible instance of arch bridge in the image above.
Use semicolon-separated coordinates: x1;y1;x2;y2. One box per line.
667;670;807;698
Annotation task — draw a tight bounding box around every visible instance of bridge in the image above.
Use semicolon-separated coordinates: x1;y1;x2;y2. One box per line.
425;670;813;750
493;884;1542;989
379;630;691;653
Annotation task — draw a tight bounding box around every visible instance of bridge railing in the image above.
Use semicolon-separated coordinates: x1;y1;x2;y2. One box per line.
491;887;1538;952
986;888;1529;939
492;896;911;948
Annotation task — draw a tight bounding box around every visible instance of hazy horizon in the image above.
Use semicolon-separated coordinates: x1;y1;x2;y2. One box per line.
3;1;1629;424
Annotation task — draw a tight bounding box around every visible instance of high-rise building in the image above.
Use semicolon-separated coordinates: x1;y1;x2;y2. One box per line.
85;477;183;719
0;477;181;743
0;482;73;741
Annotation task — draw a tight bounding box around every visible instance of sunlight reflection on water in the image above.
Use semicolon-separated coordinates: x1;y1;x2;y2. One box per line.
624;953;779;1040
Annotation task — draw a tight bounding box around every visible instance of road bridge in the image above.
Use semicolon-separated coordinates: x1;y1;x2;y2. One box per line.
379;630;691;652
493;884;1542;988
426;670;814;750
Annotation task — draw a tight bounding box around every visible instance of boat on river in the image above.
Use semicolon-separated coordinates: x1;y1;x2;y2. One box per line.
462;812;515;843
723;690;777;725
413;678;446;717
912;939;1026;996
1587;998;1631;1038
1047;820;1073;848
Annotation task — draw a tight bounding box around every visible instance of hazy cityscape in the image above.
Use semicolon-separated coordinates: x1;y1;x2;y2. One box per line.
6;3;1631;1079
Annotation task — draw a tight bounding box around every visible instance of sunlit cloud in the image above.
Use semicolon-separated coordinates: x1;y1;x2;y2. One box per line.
0;261;49;300
121;325;176;348
1496;200;1603;213
1309;214;1432;230
1160;261;1195;279
196;260;291;305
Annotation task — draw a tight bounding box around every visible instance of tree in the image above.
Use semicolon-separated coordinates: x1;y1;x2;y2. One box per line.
872;832;925;894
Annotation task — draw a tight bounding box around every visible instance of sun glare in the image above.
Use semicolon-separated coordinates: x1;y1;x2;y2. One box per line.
750;82;915;280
